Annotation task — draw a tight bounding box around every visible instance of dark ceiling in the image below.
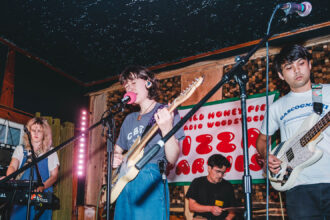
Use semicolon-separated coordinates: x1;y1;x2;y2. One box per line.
0;0;329;122
1;0;329;85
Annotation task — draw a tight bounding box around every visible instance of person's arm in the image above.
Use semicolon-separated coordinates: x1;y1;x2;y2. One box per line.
225;211;235;220
113;144;124;168
154;107;180;165
256;133;282;174
6;158;20;177
189;198;223;216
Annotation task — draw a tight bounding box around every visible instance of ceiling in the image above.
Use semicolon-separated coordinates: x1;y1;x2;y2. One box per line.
1;0;329;86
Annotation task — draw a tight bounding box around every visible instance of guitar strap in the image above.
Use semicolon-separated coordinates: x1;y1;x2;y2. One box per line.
312;84;323;115
141;104;166;138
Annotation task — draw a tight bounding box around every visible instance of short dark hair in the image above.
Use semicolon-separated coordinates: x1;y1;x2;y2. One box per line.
119;65;159;100
274;44;312;74
207;154;231;169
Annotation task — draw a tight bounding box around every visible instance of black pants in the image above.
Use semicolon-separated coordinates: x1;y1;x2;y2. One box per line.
286;183;330;220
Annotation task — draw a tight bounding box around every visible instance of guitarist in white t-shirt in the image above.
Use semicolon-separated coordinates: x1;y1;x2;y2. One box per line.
256;44;330;220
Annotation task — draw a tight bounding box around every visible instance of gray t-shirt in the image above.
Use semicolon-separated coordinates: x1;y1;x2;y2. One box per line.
116;102;185;164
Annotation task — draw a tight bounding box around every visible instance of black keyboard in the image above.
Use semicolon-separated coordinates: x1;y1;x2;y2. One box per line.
0;180;42;190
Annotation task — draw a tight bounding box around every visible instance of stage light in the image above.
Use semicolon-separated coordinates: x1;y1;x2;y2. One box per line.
76;109;89;178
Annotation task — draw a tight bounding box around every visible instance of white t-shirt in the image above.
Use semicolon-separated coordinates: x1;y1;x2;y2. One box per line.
12;145;60;173
260;84;330;187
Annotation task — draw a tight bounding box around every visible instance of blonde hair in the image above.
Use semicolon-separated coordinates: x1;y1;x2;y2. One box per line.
23;117;52;153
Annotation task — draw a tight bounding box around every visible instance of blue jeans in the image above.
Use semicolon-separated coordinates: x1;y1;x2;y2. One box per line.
114;163;169;220
286;183;330;220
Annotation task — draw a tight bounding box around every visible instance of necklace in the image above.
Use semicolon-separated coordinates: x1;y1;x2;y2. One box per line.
137;101;155;121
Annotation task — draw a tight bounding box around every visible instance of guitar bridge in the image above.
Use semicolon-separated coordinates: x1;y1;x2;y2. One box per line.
281;167;293;186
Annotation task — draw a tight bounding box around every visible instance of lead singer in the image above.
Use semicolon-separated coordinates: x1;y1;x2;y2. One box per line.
112;65;185;219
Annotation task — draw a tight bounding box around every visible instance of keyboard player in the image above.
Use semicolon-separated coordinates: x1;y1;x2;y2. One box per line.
1;117;59;220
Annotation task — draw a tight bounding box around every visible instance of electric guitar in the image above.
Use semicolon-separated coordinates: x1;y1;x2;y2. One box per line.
110;76;204;203
269;110;330;191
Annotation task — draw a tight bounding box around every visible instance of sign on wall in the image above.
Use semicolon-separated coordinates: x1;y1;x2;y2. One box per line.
167;92;278;184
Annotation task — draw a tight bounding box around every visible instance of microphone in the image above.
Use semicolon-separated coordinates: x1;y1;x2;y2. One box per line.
121;92;137;105
280;2;312;17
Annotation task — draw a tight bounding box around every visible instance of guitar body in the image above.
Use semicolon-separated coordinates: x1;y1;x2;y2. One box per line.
111;137;145;204
270;113;324;191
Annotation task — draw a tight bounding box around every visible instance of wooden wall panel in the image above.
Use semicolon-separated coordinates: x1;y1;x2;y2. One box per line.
85;93;107;206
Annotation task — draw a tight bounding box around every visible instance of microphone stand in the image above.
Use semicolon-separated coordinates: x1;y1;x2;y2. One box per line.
104;110;115;220
135;16;290;220
24;128;44;220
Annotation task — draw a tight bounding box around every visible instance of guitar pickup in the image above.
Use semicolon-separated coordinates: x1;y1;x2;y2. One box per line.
286;148;294;162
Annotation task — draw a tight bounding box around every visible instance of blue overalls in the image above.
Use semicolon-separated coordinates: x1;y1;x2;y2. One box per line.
10;149;52;220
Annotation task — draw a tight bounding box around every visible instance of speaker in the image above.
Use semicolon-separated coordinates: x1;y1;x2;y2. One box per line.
0;145;15;176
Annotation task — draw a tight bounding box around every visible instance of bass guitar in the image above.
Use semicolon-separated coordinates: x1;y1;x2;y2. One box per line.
269;111;330;191
111;76;204;203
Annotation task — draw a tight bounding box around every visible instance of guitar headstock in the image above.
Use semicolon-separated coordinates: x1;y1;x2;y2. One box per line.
170;76;204;109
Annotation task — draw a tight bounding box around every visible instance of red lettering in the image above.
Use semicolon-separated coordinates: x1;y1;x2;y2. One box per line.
255;105;260;112
216;111;222;117
198;124;203;129
228;119;233;126
193;114;198;121
260;114;264;121
247;116;252;122
249;153;263;171
207;122;214;128
232;108;237;115
199;114;204;121
215;121;220;127
208;112;215;119
261;104;266;111
248;128;260;149
176;160;190;175
248;105;254;113
226;155;233;173
184;125;188;130
182;136;191;156
192;158;205;174
253;115;259;122
241;128;260;149
221;120;226;126
216;132;236;153
224;110;230;116
196;134;213;154
235;155;244;172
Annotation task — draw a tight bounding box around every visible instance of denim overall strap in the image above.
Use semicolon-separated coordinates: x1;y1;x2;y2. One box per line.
20;150;52;192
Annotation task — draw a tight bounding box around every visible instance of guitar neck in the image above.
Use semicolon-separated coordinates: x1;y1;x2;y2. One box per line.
301;111;330;146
